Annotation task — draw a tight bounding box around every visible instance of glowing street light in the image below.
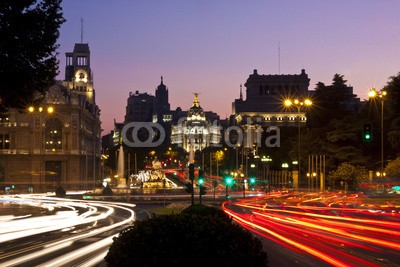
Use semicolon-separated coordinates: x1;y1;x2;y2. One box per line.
368;88;387;176
283;98;312;188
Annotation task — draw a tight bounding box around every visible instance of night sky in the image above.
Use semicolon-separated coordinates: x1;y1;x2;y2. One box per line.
56;0;400;134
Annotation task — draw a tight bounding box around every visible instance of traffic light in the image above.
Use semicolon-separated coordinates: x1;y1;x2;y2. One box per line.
184;182;193;193
199;185;207;195
225;176;233;186
249;177;256;191
189;163;195;181
224;176;233;199
363;124;373;142
198;170;204;185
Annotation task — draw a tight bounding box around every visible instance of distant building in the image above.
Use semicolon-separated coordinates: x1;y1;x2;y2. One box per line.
231;69;312;148
124;91;155;123
171;94;221;154
154;76;171;120
0;42;102;192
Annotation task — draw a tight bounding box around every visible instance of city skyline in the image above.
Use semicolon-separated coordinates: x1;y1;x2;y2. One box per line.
56;1;400;134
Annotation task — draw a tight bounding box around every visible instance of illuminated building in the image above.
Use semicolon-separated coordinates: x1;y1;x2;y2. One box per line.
171;93;221;154
0;42;102;192
231;69;312;148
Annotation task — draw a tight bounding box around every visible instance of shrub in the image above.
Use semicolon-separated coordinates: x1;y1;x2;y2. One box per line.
102;185;114;195
181;203;231;222
55;185;66;197
105;206;268;267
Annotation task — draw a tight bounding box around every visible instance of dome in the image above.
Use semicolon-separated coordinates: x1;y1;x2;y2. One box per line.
188;93;205;118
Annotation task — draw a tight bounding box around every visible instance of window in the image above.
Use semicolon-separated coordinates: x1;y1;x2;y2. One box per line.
77;56;87;66
0;115;10;126
45;118;62;151
0;134;10;149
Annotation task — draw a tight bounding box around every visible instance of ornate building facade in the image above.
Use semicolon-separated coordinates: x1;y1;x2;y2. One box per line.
231;69;312;148
171;94;221;159
0;43;102;192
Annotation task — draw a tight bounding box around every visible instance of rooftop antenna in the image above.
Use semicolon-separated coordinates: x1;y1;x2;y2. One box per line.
80;17;84;43
278;41;281;75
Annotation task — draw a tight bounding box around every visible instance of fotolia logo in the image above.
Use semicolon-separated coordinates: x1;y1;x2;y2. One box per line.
121;121;280;148
121;122;166;147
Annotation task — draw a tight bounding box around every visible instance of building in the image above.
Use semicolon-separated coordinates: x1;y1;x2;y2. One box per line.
171;94;221;157
154;76;171;121
0;42;102;192
231;69;312;148
124;91;155;123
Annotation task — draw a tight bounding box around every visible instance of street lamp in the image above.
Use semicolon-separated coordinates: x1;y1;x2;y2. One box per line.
261;156;272;194
368;88;387;176
28;105;55;192
284;98;312;188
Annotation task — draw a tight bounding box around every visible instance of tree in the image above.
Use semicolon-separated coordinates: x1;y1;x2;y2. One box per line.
385;157;400;177
105;205;269;267
383;72;400;123
325;116;368;166
308;74;356;128
328;162;367;190
332;73;347;87
0;0;65;111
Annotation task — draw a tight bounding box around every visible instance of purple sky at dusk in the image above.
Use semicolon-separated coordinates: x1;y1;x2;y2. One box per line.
56;0;400;135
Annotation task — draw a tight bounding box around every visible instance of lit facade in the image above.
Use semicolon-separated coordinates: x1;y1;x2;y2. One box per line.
231;69;312;148
0;43;102;192
171;94;221;153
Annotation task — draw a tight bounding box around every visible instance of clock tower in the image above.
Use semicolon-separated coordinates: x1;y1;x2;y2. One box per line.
63;43;95;104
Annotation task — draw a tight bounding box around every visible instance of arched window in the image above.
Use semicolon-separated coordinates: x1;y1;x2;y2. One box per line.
45;118;62;151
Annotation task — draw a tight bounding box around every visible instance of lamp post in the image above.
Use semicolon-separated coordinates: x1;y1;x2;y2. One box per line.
261;155;272;194
28;105;54;192
368;88;387;176
281;162;289;188
284;98;312;188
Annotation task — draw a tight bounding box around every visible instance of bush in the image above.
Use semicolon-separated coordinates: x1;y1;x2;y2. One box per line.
181;204;231;222
102;185;114;195
55;185;66;197
105;205;268;267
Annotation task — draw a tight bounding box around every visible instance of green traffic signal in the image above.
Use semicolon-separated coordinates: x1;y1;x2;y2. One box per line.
225;177;233;185
198;178;204;185
249;177;256;184
363;124;372;142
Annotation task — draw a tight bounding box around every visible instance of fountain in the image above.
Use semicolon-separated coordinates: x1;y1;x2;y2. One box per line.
117;145;126;187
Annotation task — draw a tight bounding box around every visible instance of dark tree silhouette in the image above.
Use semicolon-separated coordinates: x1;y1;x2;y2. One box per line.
0;0;65;111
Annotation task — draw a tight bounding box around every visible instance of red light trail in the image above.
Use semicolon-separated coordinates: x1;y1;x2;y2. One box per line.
222;192;400;266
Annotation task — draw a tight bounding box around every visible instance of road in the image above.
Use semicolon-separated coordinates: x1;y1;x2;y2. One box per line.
0;194;137;267
222;191;400;267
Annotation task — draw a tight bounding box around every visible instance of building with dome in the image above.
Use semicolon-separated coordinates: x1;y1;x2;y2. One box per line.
171;93;221;159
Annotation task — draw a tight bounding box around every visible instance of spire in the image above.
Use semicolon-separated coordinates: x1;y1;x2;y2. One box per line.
161;76;163;84
239;84;243;99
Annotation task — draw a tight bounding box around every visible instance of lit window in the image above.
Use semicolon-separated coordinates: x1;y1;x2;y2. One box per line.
45;118;62;151
0;134;10;149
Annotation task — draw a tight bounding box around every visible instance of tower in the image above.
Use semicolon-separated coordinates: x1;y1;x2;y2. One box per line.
155;76;170;115
64;43;95;104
